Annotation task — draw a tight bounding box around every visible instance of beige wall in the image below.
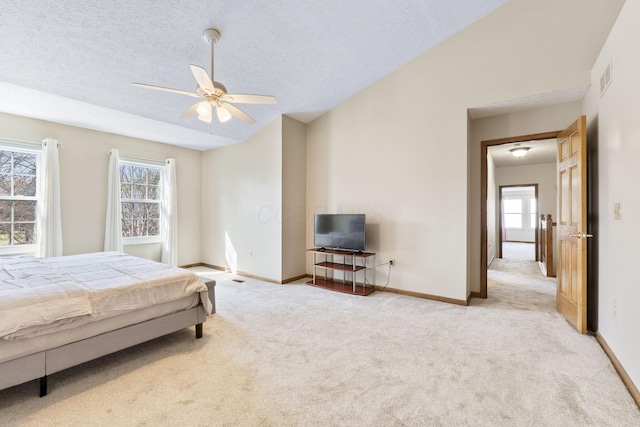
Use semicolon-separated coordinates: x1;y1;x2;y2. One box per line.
201;117;283;281
306;0;621;301
0;112;203;265
282;116;307;280
583;0;640;393
201;115;307;283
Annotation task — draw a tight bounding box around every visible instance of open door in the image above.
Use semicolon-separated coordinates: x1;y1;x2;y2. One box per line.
556;116;590;333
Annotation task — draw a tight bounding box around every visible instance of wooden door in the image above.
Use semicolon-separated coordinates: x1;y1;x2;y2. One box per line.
556;116;590;333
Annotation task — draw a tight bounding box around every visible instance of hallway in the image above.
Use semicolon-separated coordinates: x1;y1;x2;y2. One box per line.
501;241;536;261
487;254;555;311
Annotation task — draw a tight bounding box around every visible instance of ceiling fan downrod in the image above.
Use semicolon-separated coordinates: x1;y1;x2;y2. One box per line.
202;28;221;85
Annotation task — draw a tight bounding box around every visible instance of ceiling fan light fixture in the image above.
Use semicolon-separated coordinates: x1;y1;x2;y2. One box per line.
197;111;212;123
196;102;210;116
216;105;232;123
510;147;530;158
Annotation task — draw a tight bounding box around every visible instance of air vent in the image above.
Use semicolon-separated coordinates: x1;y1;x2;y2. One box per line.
600;61;612;97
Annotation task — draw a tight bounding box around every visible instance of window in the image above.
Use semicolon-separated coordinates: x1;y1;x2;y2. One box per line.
0;146;40;254
504;199;522;228
503;199;523;229
529;198;537;229
119;161;162;244
502;192;537;231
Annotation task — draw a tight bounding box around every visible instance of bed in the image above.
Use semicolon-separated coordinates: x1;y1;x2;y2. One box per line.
0;251;215;396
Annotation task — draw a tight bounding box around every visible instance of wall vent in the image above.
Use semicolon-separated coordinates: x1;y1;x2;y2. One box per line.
600;61;613;97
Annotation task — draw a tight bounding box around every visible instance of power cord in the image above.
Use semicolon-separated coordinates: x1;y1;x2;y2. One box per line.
362;259;393;291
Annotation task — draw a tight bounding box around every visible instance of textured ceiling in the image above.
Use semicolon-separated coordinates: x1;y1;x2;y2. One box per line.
0;0;508;150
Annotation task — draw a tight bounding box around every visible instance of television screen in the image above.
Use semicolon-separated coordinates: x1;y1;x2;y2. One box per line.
314;214;366;251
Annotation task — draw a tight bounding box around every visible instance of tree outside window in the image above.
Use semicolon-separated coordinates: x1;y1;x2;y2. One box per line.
119;163;162;239
0;150;38;247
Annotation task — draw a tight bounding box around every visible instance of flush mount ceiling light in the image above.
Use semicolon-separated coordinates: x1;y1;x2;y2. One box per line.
510;147;530;158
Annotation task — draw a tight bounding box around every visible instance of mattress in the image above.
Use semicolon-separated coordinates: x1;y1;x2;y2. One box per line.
0;252;212;342
0;294;199;364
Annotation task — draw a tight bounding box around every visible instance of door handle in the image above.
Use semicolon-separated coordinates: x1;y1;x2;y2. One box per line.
569;232;594;238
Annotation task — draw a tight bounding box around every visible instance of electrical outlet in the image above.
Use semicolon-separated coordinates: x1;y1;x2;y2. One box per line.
614;298;619;316
248;250;253;257
390;259;395;267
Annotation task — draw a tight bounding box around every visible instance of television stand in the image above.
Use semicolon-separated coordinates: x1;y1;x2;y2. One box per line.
306;248;376;296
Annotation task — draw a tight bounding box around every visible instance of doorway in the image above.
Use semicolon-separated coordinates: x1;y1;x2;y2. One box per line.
480;131;561;298
499;184;538;261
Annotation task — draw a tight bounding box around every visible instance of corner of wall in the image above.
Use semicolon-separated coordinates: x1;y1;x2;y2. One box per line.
281;115;308;280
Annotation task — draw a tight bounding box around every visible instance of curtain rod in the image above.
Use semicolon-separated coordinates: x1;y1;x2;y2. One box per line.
0;137;60;148
118;154;166;166
0;136;41;146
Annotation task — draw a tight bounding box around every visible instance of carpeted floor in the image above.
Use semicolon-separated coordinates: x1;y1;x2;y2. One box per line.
502;241;536;261
1;263;638;426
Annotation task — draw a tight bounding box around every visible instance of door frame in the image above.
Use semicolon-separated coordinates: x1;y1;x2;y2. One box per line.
498;183;539;259
480;131;561;298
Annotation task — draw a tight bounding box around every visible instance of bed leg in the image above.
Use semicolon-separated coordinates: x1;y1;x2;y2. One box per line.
39;376;48;397
195;323;203;339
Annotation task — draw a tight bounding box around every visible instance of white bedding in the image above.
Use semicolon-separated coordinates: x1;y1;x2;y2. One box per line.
0;252;212;341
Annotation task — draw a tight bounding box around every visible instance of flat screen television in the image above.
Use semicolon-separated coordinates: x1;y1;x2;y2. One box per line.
314;214;366;252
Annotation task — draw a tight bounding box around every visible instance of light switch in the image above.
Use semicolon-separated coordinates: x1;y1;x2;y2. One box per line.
613;202;622;220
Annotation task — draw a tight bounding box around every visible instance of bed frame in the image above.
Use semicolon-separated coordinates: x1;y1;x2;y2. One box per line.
0;279;215;396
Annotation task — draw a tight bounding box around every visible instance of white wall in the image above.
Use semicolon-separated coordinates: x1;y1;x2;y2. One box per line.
282;116;307;280
583;0;640;394
0;112;203;265
306;0;621;302
201;117;283;281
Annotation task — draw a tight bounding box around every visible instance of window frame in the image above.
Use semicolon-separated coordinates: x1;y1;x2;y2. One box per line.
529;198;538;229
503;197;523;229
503;194;537;231
119;158;164;246
0;142;41;256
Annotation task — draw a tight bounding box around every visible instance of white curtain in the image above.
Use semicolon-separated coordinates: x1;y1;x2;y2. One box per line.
36;138;63;258
161;158;178;266
104;149;123;252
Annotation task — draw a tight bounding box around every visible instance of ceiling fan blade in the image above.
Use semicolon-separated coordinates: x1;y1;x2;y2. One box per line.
222;94;277;104
181;102;201;118
190;64;215;93
220;103;255;124
132;82;200;98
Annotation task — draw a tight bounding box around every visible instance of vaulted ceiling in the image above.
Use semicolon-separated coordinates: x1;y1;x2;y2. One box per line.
0;0;509;150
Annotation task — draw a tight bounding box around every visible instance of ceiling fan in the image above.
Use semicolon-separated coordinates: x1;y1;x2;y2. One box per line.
133;28;277;125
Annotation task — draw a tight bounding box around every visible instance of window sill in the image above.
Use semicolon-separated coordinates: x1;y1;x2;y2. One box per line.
0;245;37;257
123;236;163;246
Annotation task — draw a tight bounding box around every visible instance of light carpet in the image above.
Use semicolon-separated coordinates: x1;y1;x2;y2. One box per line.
1;264;638;426
501;241;536;261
